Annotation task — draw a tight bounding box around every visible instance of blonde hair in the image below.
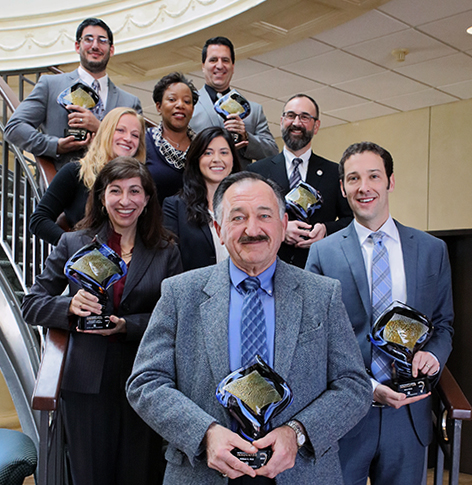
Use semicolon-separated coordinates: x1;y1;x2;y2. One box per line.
79;107;146;189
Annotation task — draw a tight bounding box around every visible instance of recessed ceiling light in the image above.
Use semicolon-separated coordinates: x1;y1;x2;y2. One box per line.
467;26;472;35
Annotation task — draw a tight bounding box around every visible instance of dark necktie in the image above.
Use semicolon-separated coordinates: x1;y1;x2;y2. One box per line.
91;79;105;121
240;277;268;366
289;158;303;190
370;231;393;383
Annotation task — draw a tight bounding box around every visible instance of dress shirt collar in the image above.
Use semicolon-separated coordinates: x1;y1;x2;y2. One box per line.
283;146;311;182
78;66;108;91
353;215;399;247
204;84;232;104
229;259;275;297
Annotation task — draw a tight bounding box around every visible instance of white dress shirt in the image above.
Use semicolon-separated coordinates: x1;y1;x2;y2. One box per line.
283;146;311;183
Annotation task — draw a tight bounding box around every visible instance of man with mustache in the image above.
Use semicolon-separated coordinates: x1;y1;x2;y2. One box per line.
5;18;142;170
127;171;372;484
248;94;352;267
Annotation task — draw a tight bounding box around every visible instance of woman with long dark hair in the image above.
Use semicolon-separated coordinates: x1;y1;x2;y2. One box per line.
162;126;240;271
23;157;182;485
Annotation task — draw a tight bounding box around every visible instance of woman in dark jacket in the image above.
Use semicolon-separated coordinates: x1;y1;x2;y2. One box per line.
23;157;182;485
162;126;240;272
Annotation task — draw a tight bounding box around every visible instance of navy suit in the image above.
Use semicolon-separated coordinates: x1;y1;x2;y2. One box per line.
248;152;353;267
162;194;216;271
305;220;454;484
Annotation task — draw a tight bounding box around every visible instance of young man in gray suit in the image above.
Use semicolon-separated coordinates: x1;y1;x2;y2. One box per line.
189;36;278;169
305;142;454;484
5;18;142;170
127;171;372;484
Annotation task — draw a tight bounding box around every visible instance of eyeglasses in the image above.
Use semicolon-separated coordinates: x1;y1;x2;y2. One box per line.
80;35;110;46
282;111;318;123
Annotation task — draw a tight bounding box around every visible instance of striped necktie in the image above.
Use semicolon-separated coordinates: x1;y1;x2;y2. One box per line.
370;231;393;383
240;277;268;367
91;79;105;121
289;158;303;189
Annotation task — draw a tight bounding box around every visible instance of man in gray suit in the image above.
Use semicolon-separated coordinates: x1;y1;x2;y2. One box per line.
305;142;454;484
127;171;372;484
5;18;142;170
189;37;278;169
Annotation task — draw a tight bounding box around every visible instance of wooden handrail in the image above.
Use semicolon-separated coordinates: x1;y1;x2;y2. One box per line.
31;328;69;411
35;155;57;187
436;366;472;421
0;77;20;111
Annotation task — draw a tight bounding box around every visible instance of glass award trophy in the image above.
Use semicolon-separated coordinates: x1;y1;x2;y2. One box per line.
369;301;434;397
216;355;293;469
57;81;100;140
65;237;127;330
214;89;251;143
285;182;323;239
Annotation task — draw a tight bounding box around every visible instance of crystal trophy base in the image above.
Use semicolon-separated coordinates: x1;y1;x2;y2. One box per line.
78;312;116;331
64;127;88;141
231;447;272;469
394;375;430;397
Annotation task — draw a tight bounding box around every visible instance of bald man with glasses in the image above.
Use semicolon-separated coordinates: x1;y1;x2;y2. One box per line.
5;17;142;170
248;94;353;268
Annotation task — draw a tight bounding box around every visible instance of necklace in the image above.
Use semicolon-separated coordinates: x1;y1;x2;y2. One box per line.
165;134;181;149
121;247;134;258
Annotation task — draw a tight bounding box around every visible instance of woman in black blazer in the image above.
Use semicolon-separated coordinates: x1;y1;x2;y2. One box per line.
162;127;240;272
22;157;182;485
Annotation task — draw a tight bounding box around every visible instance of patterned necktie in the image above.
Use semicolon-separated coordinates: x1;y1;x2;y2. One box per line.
91;79;105;121
289;158;303;189
370;231;393;383
240;277;268;367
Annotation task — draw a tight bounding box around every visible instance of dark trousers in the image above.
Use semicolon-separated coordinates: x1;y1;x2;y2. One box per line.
62;342;165;485
339;405;426;485
230;477;275;485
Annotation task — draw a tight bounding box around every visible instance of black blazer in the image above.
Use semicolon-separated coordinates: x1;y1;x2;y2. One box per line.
22;226;182;394
162;195;216;272
248;151;353;267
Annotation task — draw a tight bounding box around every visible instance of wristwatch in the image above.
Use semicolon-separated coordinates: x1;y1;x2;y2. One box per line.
285;420;306;448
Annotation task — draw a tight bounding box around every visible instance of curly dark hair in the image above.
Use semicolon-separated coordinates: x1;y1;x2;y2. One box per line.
77;156;173;248
182;127;241;226
152;72;199;106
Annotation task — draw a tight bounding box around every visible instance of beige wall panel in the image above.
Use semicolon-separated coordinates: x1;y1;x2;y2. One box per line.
310;109;430;231
429;99;472;231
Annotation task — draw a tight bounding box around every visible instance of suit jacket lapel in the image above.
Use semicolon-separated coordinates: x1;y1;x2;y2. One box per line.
396;221;418;306
273;260;302;378
270;153;290;192
199;88;224;127
106;78;118;113
200;223;214;249
121;235;154;302
341;223;371;319
201;262;231;388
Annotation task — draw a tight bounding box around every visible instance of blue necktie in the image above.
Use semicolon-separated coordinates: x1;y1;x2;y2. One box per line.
289;158;303;189
370;231;393;383
91;79;105;121
240;277;268;367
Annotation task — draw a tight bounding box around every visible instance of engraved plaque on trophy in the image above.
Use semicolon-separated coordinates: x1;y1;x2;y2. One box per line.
216;355;293;469
369;301;434;397
65;237;127;330
214;89;251;143
57;81;100;140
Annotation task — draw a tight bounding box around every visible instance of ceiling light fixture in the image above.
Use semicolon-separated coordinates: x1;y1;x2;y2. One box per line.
467;26;472;35
391;48;409;62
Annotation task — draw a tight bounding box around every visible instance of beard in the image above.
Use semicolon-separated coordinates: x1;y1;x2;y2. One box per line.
79;47;110;74
282;124;314;152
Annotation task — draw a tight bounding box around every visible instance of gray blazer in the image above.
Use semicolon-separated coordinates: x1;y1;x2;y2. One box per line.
5;69;142;169
22;226;182;394
127;258;372;484
189;87;278;169
305;220;454;446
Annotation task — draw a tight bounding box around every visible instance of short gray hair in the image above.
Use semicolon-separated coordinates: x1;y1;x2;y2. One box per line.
213;171;286;225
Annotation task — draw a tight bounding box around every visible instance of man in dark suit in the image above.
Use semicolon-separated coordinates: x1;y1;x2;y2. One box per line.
5;18;142;169
127;172;372;484
189;36;278;169
248;94;352;267
305;142;454;484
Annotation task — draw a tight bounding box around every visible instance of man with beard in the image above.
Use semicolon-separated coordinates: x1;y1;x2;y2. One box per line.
248;94;352;267
5;18;142;170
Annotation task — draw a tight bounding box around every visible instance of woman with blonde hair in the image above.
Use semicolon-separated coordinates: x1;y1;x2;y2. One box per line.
30;107;146;245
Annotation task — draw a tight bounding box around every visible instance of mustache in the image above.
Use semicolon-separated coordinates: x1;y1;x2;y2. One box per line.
238;235;269;244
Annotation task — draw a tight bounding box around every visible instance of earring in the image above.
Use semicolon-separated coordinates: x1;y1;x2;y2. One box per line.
101;205;107;215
